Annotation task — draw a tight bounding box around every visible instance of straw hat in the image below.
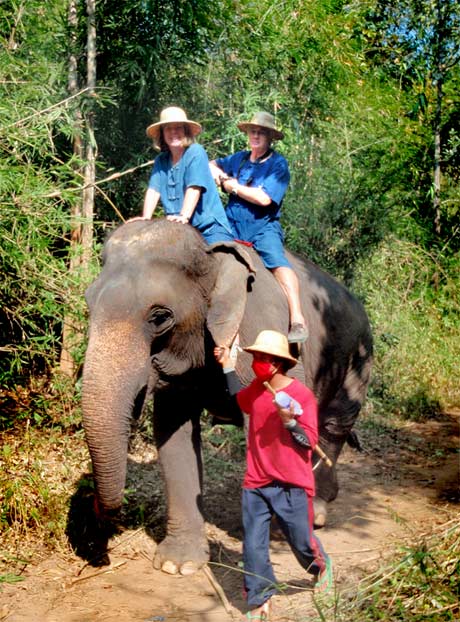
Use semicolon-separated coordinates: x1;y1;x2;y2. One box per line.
146;107;202;140
237;111;284;140
243;330;297;366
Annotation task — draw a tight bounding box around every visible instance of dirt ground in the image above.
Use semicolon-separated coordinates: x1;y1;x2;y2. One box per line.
1;410;459;622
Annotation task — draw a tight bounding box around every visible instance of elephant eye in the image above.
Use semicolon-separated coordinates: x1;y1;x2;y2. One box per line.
147;306;175;335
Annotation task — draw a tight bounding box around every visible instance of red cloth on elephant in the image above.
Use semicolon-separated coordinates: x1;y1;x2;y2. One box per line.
237;378;318;496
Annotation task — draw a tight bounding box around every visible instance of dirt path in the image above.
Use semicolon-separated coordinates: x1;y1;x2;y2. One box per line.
1;412;458;622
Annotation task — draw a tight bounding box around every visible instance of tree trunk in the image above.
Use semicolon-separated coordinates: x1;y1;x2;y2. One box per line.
60;0;84;377
433;74;442;235
432;0;445;236
82;0;96;266
60;0;97;377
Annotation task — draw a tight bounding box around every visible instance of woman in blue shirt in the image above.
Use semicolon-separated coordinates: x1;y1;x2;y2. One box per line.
210;111;308;343
143;107;234;244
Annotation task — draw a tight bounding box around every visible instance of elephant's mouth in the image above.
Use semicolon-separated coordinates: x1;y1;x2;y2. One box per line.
150;360;202;394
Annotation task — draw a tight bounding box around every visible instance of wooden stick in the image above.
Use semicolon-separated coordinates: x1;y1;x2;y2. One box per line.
71;560;127;585
313;444;333;467
202;564;233;614
263;381;333;468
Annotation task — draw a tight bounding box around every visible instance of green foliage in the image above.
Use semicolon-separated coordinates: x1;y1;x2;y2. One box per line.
353;236;460;414
0;0;95;423
87;0;223;221
183;0;420;279
0;426;89;575
0;0;459;424
341;519;460;621
359;0;460;246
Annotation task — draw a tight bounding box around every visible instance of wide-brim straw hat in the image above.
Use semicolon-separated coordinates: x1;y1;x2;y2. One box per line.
243;330;297;367
146;106;202;140
237;111;284;140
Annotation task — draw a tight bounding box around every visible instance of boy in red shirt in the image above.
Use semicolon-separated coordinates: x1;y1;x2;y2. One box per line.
215;330;331;620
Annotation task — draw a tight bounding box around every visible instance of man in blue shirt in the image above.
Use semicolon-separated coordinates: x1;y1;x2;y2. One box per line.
210;112;308;343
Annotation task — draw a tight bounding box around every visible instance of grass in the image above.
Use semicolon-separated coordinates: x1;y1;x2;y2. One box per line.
1;236;457;617
353;237;460;416
0;409;458;622
0;424;89;580
332;517;460;621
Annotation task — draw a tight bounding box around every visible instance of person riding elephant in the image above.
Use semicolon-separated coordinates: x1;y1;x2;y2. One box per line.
210;111;308;343
81;218;372;576
142;106;234;244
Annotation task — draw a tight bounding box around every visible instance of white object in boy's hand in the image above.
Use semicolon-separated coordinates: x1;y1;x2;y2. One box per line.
274;391;303;416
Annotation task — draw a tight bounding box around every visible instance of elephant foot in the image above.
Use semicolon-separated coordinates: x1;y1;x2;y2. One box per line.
313;497;328;528
153;532;209;576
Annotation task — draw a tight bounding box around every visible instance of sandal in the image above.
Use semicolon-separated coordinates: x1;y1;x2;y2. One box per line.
244;599;271;620
288;323;309;344
315;556;333;593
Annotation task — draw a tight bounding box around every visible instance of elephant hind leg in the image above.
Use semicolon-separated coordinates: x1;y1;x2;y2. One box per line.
312;435;347;528
313;497;328;529
313;383;366;524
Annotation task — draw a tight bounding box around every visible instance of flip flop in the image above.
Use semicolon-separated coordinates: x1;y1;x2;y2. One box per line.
243;600;271;620
315;556;333;593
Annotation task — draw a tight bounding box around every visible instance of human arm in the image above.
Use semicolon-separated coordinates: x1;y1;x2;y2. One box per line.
142;187;161;219
222;152;289;208
274;400;312;449
209;158;270;204
209;160;226;184
221;178;272;206
214;345;243;397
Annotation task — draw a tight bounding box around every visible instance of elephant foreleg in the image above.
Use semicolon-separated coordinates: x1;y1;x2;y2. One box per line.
153;402;209;575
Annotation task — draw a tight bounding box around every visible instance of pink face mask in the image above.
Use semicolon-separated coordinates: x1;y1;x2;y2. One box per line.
251;360;276;382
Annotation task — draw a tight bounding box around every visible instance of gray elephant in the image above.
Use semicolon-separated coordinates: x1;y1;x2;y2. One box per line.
81;218;372;575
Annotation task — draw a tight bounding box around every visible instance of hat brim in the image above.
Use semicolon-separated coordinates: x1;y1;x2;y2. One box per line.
237;122;284;140
146;120;202;140
243;344;297;367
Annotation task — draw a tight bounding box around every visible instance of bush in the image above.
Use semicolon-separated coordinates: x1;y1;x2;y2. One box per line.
353;237;460;416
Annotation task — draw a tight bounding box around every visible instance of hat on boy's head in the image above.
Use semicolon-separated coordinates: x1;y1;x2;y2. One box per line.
237;111;284;140
243;330;297;367
146;107;202;140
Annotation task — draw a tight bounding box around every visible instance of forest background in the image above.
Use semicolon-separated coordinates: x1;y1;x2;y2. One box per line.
0;0;459;616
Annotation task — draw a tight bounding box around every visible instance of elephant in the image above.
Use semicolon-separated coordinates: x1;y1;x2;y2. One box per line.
81;218;372;575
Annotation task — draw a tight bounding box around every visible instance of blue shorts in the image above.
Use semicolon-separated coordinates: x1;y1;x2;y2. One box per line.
251;222;292;269
198;220;235;244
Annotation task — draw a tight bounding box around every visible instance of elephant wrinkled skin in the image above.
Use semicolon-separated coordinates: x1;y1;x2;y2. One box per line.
81;218;372;575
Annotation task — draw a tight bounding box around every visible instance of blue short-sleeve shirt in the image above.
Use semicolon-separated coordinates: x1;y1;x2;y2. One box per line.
215;150;290;242
215;150;291;268
148;143;233;243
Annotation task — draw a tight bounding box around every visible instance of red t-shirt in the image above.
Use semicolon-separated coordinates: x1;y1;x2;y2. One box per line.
237;378;318;496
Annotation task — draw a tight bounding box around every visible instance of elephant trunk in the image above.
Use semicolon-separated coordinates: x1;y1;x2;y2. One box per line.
81;324;151;510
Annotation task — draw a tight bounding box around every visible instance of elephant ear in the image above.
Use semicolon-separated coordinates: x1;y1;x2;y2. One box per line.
206;242;256;347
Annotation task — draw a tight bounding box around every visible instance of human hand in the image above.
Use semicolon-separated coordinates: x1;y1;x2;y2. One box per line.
166;214;189;224
274;392;303;415
221;178;238;194
126;216;150;223
275;399;296;426
214;345;232;368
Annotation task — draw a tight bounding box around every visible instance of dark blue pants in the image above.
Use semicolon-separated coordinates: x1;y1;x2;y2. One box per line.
242;483;327;607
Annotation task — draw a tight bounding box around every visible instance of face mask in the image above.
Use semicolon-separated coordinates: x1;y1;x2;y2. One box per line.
251;360;277;382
